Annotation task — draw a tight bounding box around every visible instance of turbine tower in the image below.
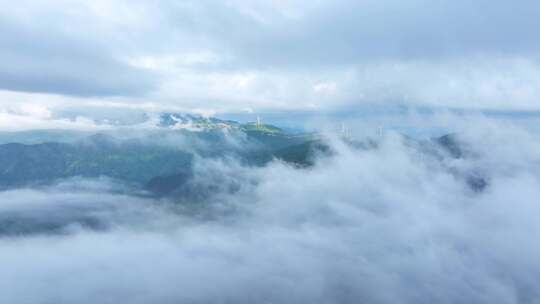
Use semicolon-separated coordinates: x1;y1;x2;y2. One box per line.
341;122;350;139
377;126;384;138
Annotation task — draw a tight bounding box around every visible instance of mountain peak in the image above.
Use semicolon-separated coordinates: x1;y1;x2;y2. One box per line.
158;113;240;131
158;113;283;133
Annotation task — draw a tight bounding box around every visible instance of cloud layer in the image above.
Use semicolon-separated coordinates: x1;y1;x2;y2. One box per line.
1;118;539;303
0;0;539;113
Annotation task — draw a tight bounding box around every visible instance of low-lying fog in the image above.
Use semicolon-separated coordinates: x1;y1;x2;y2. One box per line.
1;117;540;304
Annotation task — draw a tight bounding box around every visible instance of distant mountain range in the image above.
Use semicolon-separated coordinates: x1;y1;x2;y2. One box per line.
0;113;487;200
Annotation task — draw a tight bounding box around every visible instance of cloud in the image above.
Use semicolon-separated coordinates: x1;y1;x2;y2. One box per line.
0;177;170;235
0;102;110;131
1;117;540;303
0;0;539;112
0;0;157;97
205;0;540;67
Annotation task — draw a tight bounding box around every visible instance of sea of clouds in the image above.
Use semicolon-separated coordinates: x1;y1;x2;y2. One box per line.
1;117;539;304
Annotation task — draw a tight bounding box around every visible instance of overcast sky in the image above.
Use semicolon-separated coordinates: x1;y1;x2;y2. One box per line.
1;0;539;117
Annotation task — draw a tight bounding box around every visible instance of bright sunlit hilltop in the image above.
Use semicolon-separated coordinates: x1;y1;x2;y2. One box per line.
159;113;283;133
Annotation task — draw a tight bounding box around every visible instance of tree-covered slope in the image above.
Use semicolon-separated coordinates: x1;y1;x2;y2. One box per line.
0;113;487;196
0;135;193;188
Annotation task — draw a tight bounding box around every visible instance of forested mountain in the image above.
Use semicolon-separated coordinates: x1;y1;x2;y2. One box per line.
0;114;486;197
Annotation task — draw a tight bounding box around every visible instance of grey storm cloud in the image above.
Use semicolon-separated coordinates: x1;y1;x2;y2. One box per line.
1;117;540;303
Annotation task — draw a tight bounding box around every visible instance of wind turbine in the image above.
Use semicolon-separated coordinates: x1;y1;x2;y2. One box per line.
341;122;351;139
377;126;384;138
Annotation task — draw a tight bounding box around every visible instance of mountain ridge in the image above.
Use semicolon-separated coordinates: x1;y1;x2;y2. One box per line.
0;115;487;197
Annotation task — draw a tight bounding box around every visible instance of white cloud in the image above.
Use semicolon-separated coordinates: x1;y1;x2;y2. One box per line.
313;81;338;94
0;111;106;132
1;117;540;303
